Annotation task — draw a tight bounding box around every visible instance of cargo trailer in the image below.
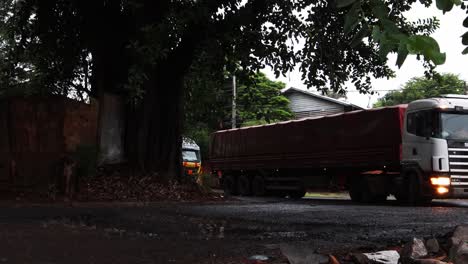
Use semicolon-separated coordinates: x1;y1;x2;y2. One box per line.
209;95;468;203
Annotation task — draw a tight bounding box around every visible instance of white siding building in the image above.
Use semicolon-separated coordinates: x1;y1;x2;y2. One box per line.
282;87;363;119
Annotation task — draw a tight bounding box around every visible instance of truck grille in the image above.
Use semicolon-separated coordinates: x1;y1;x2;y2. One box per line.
448;142;468;187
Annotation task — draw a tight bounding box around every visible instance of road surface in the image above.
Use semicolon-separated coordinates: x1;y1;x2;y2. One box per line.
0;195;467;263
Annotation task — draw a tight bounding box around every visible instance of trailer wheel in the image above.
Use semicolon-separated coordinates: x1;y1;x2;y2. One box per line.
237;175;252;196
223;175;238;196
252;176;266;196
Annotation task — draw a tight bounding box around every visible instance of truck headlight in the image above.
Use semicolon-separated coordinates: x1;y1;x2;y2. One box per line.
430;177;451;186
437;187;449;194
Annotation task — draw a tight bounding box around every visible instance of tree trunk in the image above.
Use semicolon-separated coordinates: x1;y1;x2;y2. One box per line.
125;65;184;181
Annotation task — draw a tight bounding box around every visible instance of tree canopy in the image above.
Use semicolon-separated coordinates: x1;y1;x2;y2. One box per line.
184;71;292;132
1;0;467;179
1;0;437;97
238;72;293;125
374;73;466;107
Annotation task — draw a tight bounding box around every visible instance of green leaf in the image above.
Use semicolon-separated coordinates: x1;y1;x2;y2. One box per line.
336;0;358;8
436;0;454;13
396;41;409;68
428;49;447;65
350;25;370;47
372;26;382;41
406;37;423;54
463;47;468;55
380;19;400;34
407;35;446;65
378;42;393;60
407;36;436;54
464;16;468;28
371;2;389;19
344;2;362;34
463;31;468;45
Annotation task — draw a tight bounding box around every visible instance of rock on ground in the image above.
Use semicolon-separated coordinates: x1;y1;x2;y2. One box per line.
450;225;468;248
450;241;468;264
280;244;328;264
448;225;468;264
425;238;440;254
352;250;400;264
401;238;428;261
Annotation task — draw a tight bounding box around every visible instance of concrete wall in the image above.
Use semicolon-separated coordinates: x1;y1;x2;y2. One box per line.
97;94;125;165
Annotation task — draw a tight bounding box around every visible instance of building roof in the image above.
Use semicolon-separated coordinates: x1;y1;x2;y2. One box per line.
282;87;364;110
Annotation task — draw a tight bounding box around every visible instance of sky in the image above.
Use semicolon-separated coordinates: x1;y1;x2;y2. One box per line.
263;3;468;108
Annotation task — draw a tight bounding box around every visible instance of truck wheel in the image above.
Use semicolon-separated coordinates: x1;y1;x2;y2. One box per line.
372;195;388;203
223;175;238;196
349;177;386;204
349;179;363;203
359;185;374;204
252;176;266;196
237;175;252;196
396;172;432;205
408;173;432;205
289;189;306;199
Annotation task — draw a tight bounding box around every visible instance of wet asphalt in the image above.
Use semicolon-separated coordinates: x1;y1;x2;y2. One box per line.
0;195;467;263
176;196;468;250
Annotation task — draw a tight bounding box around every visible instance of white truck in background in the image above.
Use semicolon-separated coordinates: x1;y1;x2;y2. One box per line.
182;137;201;178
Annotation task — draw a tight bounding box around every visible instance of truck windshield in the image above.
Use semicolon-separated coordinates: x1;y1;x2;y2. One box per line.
441;113;468;140
182;149;200;162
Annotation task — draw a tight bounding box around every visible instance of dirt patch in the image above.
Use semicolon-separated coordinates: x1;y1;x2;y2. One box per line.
0;176;223;204
77;175;223;202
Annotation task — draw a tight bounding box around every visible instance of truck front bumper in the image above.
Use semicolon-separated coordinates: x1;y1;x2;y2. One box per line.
431;186;468;199
427;175;468;198
450;187;468;198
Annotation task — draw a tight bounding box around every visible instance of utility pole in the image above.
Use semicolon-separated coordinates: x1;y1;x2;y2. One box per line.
464;81;467;95
231;75;237;129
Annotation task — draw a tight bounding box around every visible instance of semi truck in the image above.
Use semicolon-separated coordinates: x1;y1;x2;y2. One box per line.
209;95;468;204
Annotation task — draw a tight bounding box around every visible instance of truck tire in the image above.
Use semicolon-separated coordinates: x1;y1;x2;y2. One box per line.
289;189;306;199
349;179;363;203
359;183;374;204
237;175;252;196
408;173;432;205
395;171;432;205
223;175;238;196
372;194;388;203
349;177;387;204
252;175;266;196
